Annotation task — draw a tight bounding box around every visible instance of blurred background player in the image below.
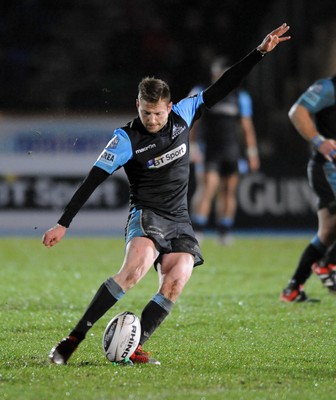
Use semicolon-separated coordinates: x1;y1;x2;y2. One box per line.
189;56;260;244
280;74;336;302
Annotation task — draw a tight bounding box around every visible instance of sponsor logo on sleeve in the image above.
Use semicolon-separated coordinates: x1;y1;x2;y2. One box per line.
107;134;119;149
147;143;186;169
98;149;116;164
303;83;322;107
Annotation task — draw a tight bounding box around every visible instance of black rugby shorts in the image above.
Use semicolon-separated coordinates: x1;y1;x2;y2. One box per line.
307;159;336;213
125;208;204;267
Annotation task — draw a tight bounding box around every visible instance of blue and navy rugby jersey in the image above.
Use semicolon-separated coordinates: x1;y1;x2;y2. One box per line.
296;76;336;162
94;94;205;221
58;49;264;228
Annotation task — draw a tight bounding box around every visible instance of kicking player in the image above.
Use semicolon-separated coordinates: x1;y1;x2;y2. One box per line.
43;24;291;365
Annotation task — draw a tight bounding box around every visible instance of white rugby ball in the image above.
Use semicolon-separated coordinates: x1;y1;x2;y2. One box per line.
102;311;141;362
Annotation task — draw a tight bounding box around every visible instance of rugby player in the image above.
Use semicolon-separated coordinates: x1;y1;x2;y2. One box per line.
43;23;290;365
280;74;336;302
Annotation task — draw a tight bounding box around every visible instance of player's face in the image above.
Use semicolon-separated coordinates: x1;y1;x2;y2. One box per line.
136;98;172;133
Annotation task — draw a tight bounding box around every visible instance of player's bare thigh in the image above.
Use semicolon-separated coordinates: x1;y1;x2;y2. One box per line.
113;236;159;291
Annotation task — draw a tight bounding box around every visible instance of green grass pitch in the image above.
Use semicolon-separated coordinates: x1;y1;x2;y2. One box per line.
1;235;335;400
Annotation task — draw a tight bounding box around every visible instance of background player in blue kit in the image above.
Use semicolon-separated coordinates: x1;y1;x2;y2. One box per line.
42;23;291;365
190;56;260;245
280;75;336;302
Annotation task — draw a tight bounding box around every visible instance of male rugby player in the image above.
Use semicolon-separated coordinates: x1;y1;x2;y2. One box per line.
281;73;336;302
43;23;290;365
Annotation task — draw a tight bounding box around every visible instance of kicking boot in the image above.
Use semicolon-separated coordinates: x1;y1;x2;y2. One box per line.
312;263;336;293
49;335;80;365
130;345;160;365
280;282;309;303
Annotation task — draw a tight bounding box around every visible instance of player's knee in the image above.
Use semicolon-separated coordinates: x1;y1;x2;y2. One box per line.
319;225;336;245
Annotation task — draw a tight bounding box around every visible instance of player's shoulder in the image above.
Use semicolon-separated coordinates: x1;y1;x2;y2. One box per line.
106;126;132;147
297;76;336;111
172;91;205;125
307;76;336;100
173;91;204;109
188;84;206;97
117;118;145;143
307;77;334;95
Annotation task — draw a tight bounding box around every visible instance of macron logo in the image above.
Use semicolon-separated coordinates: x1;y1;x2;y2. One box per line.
135;144;156;154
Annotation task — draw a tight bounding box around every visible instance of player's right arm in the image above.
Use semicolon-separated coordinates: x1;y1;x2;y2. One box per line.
42;224;67;248
41;166;110;247
288;79;336;161
42;129;133;247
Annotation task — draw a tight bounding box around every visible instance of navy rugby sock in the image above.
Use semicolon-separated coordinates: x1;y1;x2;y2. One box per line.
139;293;174;345
291;240;326;286
192;215;208;232
70;277;125;340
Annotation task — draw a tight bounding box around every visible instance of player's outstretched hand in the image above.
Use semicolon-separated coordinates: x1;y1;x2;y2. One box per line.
257;23;291;54
42;224;67;247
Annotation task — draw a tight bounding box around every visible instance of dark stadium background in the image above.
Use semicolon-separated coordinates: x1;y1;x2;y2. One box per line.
1;0;336;234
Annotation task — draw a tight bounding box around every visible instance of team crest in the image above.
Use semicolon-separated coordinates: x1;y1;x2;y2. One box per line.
171;124;186;139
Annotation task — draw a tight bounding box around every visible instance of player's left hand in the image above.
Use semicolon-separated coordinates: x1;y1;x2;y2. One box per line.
319;139;336;162
257;23;291;54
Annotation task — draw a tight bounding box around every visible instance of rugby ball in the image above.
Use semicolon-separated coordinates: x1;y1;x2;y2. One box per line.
102;311;141;362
